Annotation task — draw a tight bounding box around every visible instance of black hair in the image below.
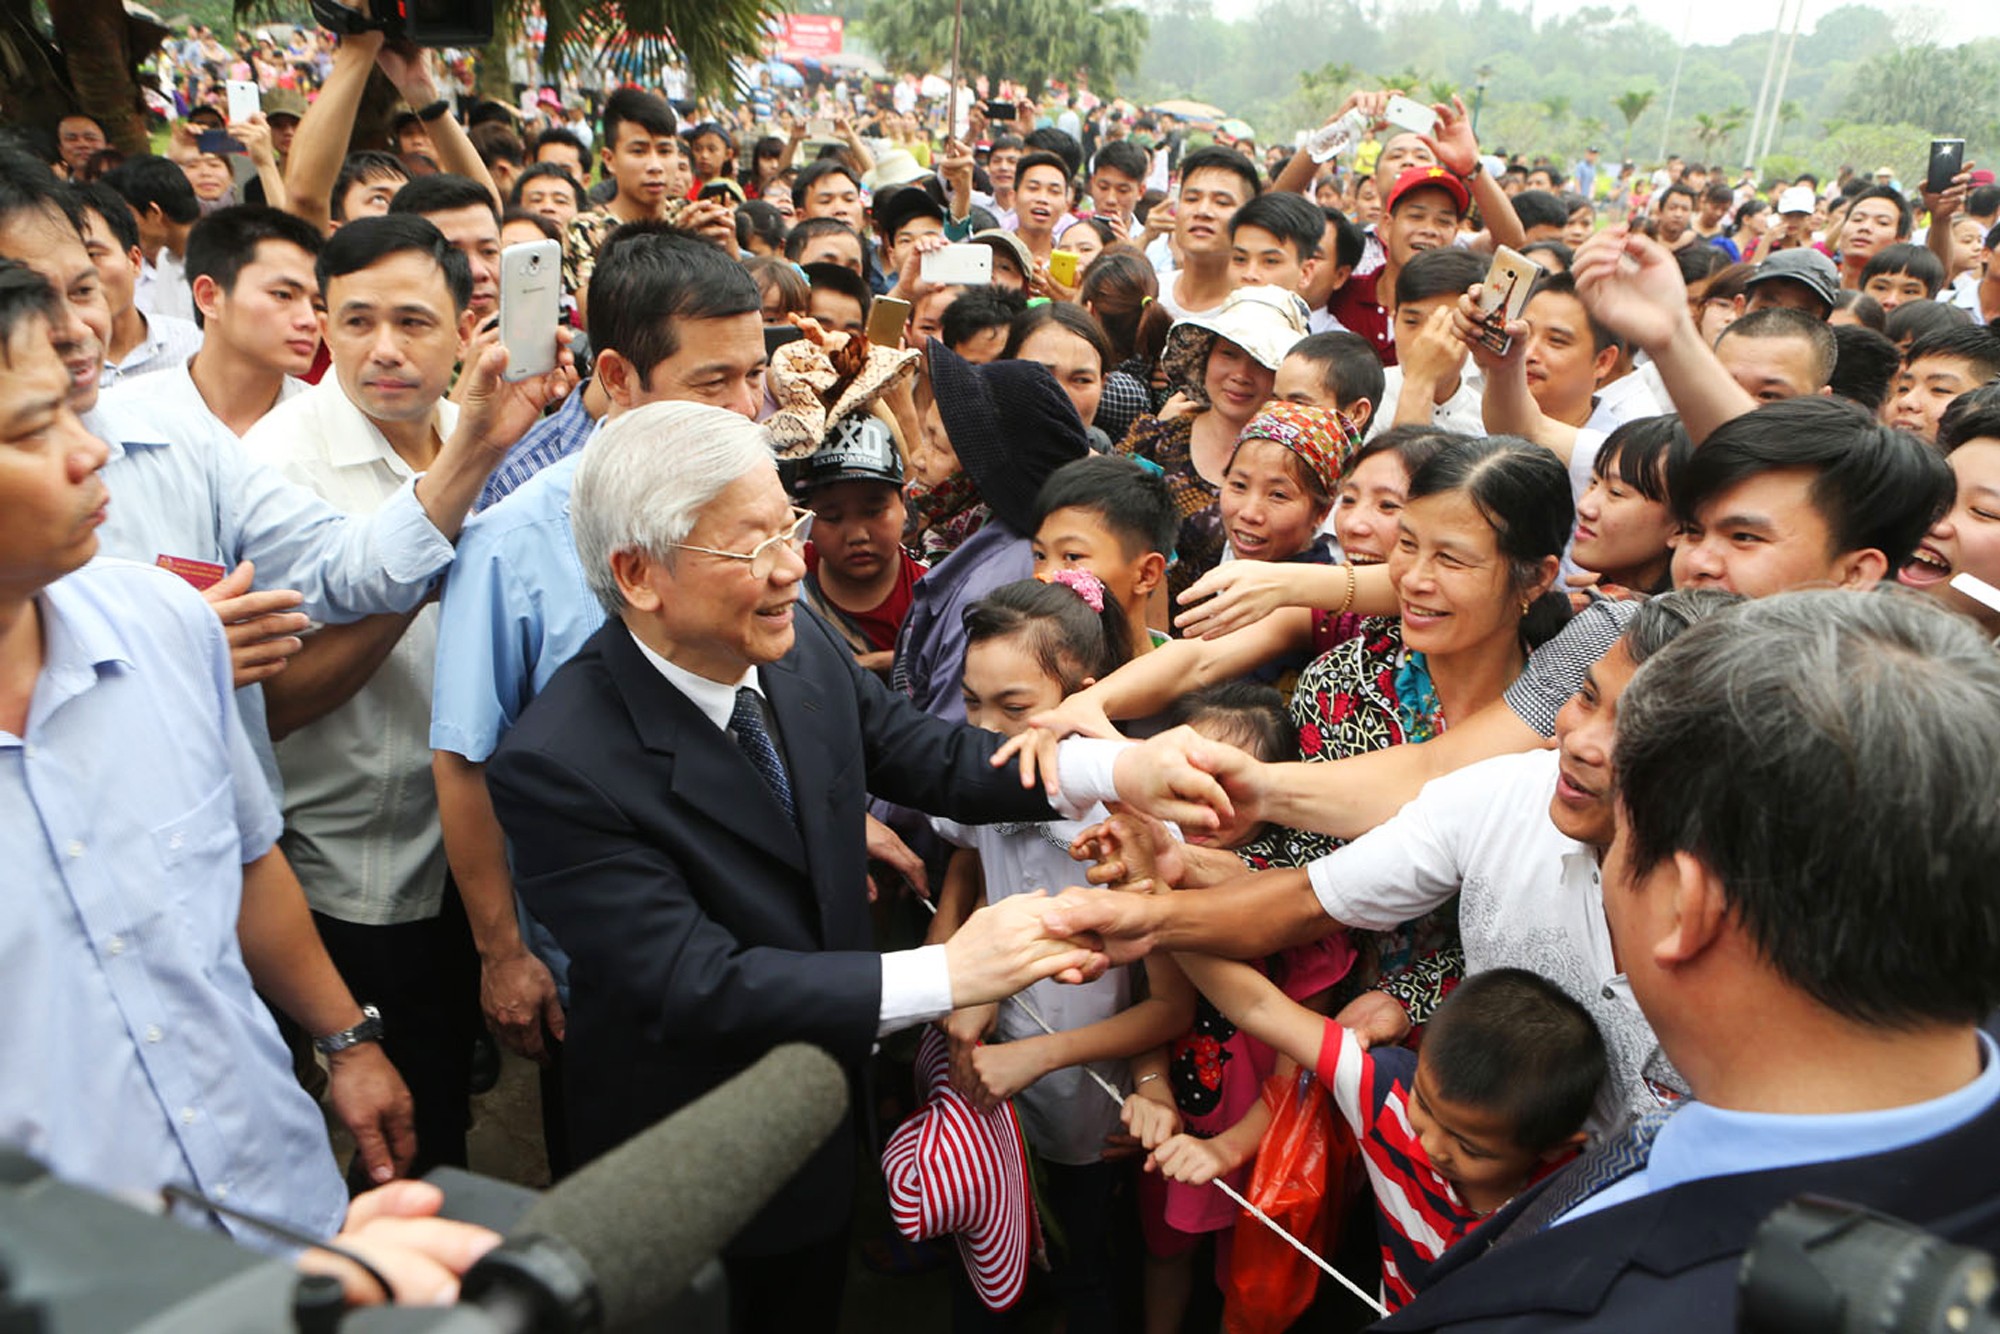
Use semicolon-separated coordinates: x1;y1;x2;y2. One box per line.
1406;434;1575;649
1886;299;1974;347
1620;585;1745;667
600;87;677;150
989;133;1025;155
1861;242;1945;297
1591;413;1690;507
1831;287;1885;331
467;101;517;130
1322;206;1364;272
1674;242;1727;288
532;127;588;168
1165;680;1296;762
69;180;138;252
1023;127;1083;180
1519;239;1575;273
1847;183;1913;238
1421;969;1607;1152
1228;191;1323;265
802;260;872;320
1938;382;2000;454
469;121;524;170
1527;271;1621;355
1394;246;1485;306
1351;423;1454;483
743;254;809;318
1004;300;1111;371
1674;396;1953;568
1701;181;1734;208
586;221;760;373
510;162;582;209
735;198;788;254
793;157;862;205
1177;145;1262;202
1903;323;2000;381
1034;453;1177;559
1967;184;2000;220
1716;306;1838;389
185;205;324;326
963;576;1128;694
500;207;560;243
941;284;1028;351
0;257;59;352
1076;249;1157;363
752;134;785;164
1560;191;1593;218
1510;188;1569;234
314;213;472;312
1090;139;1148;185
782;216;861;264
685;121;735;151
1660;181;1698;210
388;172;501;225
1828;324;1904;412
331;150;410;222
101;155;200;226
1284;330;1386;414
1013;150;1073;197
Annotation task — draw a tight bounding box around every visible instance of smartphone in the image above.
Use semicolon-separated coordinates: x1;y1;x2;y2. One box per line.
985;100;1018;122
196;128;244;155
1927;138;1966;195
765;324;806;355
807;118;836;137
921;243;993;285
1473;245;1544;357
1047;249;1080;288
1384;94;1439;139
867;296;912;347
497;239;561;382
225;79;260;124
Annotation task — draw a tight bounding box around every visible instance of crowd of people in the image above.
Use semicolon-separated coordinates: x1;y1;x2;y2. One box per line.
6;16;2000;1334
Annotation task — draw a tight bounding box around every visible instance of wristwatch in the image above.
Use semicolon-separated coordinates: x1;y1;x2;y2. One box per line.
313;1004;385;1055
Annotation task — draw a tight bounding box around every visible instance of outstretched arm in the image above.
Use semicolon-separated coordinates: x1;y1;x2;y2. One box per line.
285;31;384;234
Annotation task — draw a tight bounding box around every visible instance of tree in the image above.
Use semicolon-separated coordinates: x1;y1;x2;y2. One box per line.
1691;107;1744;156
0;0;167;154
1540;93;1572;123
1613;88;1655;157
864;0;1147;98
1839;44;2000;149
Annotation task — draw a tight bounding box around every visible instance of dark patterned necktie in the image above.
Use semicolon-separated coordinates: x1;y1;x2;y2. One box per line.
1490;1105;1674;1248
729;686;795;824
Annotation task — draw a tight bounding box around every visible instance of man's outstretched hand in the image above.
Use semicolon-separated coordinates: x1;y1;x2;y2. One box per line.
944;890;1109;1006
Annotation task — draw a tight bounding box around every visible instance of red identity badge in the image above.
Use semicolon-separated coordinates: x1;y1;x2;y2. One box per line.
156;554;227;591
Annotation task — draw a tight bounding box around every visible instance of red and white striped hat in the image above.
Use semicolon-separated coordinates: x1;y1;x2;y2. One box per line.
881;1026;1041;1311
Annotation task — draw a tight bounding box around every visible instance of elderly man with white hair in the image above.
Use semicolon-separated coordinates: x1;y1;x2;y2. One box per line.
485;401;1232;1332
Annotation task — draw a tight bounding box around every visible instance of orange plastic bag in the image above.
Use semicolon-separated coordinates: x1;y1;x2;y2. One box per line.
1221;1066;1361;1334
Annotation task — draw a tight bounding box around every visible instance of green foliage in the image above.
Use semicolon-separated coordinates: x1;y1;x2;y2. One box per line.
1837;43;2000;149
862;0;1147;98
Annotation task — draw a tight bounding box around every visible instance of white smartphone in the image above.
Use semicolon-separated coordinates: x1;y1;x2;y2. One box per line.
1384;94;1439;139
498;240;561;382
226;79;261;124
920;243;993;285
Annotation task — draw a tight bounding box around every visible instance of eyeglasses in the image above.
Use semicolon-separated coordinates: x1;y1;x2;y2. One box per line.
668;507;813;580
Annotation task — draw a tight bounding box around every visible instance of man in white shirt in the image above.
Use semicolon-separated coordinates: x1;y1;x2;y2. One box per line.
1154;146;1260;321
102;156;201;323
73;182;202;387
246;211;485;1176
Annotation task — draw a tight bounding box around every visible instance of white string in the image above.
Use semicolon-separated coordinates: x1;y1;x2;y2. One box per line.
915;894;1389;1317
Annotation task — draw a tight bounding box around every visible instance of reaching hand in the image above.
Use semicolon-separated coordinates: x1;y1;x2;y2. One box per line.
1039;886;1161;967
299;1180;500;1305
1451;285;1530;375
1420;95;1479;177
1570;225;1690;355
1109;724;1262;835
1151;1132;1241;1186
1921;161;1975;223
1332;989;1413;1051
943;891;1108;1006
966;1038;1049;1112
231;113;277;168
453;326;579;456
1175;560;1306;639
1121;1087;1182;1150
202;560;310;688
865;813;929;901
373;39;438;107
1068;808;1185;891
1396;302;1469;393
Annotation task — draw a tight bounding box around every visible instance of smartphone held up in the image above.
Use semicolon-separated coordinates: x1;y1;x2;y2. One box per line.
498;239;561;382
1474;246;1544;358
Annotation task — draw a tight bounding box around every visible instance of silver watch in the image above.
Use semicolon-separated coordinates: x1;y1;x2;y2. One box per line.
313;1004;385;1055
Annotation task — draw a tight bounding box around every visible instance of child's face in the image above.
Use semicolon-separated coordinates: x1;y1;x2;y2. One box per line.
1221;439;1330;562
1860;269;1930;314
1032;505;1152;622
1407;1055;1549;1204
961;634;1066;737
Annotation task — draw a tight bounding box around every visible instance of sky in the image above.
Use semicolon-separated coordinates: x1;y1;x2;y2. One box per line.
1207;0;2000;45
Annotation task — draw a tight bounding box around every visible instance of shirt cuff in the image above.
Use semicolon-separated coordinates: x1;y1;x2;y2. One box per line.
378;478;455;584
943;215;974;241
1053;737;1134;819
879;944;955;1038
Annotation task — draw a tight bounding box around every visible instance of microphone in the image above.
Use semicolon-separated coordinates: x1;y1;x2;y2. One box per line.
460;1041;849;1332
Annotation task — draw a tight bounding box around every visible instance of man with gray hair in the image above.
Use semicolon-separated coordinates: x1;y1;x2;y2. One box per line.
484;401;1233;1332
1376;589;2000;1333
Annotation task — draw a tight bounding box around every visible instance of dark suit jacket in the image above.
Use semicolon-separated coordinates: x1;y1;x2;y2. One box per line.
486;607;1055;1255
1376;1081;2000;1332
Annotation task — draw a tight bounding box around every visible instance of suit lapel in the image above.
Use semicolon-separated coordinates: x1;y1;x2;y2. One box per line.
599;623;809;873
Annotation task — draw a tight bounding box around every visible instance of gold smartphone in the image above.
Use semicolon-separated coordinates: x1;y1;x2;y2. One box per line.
867;296;912;347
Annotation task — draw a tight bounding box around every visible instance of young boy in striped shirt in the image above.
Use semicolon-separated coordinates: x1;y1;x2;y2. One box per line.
1170;960;1608;1307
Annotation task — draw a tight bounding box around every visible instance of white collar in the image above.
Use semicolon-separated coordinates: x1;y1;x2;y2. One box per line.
627;627;763;732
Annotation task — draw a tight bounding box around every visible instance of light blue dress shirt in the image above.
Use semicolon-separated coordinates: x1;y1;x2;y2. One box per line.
1558;1030;2000;1225
0;561;348;1248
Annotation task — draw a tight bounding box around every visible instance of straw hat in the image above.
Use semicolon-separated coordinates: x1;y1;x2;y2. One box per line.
1160;285;1311;403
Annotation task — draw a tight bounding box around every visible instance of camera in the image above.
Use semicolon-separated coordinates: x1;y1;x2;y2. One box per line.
1738;1196;1999;1334
309;0;493;48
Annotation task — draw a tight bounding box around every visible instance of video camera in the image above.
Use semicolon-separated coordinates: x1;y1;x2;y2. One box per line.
309;0;494;49
1740;1196;1999;1334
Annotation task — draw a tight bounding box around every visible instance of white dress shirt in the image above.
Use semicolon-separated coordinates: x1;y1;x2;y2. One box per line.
245;377;457;925
626;628;1130;1037
99;312;203;389
1368;363;1488;440
134;356;308;438
136;248;196;324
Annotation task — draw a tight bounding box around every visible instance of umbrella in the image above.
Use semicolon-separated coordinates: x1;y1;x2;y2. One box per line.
1218;118;1254;141
1150;98;1227;121
764;59;805;88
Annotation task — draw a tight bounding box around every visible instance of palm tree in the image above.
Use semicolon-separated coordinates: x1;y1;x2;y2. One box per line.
1613;88;1655;158
1540;94;1572;124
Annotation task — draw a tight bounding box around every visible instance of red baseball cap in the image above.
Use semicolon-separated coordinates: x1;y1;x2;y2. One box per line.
1386;164;1471;216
